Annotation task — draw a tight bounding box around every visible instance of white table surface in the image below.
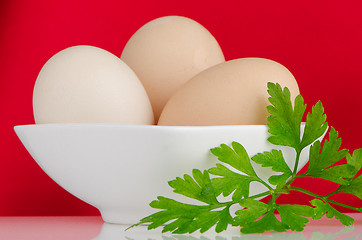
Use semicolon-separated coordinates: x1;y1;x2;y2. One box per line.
1;214;362;240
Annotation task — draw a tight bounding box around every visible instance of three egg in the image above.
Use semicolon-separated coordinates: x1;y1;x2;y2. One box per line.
33;16;299;126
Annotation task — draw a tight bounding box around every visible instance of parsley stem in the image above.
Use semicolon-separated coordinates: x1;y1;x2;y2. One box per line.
289;186;362;212
292;150;302;177
248;191;271;199
325;192;337;198
211;191;271;209
289;186;322;199
326;199;362;212
208;202;232;210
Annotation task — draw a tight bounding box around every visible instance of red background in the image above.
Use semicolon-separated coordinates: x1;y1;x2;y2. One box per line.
1;0;361;216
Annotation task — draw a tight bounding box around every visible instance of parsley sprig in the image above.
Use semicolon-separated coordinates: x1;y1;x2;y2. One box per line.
132;82;362;234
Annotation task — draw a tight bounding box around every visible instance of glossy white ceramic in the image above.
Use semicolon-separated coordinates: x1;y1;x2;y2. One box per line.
14;124;321;224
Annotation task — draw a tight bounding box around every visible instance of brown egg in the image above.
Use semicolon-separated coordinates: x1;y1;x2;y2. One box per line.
121;16;225;121
158;58;300;126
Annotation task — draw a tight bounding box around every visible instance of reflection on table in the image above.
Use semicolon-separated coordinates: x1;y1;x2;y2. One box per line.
1;214;362;240
94;214;362;240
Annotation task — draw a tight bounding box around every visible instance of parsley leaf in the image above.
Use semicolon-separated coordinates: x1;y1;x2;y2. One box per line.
138;197;208;233
239;210;288;234
233;199;269;226
302;127;351;184
335;149;362;199
252;150;292;188
311;164;355;185
137;196;233;234
311;199;354;226
210;142;257;177
277;204;314;231
169;169;218;205
346;149;362;176
300;101;328;149
213;207;234;233
337;175;362;200
266;82;306;151
209;163;257;201
137;170;235;233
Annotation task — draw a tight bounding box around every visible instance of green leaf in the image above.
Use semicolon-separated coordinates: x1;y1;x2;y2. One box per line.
139;197;206;232
240;210;288;234
334;149;362;198
336;174;362;200
266;82;306;151
182;210;219;233
233;199;269;226
210;142;257;177
252;150;292;188
277;204;314;231
215;207;234;233
303;127;349;184
310;164;355;185
137;197;232;234
209;164;257;201
346;149;362;176
300;101;328;149
307;127;348;170
168;169;218;205
311;199;354;226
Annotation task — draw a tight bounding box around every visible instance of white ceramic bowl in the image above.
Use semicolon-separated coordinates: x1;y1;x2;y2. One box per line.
14;124;317;224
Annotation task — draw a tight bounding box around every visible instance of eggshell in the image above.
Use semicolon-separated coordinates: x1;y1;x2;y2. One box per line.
121;16;225;121
158;58;300;126
33;45;154;124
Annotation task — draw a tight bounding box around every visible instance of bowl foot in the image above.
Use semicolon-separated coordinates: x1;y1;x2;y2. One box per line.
100;208;150;225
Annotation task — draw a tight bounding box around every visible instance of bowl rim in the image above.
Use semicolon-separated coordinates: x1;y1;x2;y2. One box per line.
14;122;307;130
14;123;273;130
